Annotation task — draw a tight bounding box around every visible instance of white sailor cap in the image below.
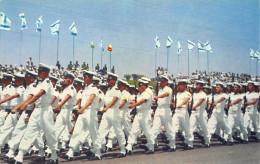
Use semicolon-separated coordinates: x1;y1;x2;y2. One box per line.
226;82;233;87
141;77;151;83
38;63;51;72
254;82;259;87
216;81;224;87
130;85;135;89
83;70;96;77
107;72;118;80
3;73;13;80
241;83;247;87
49;75;59;81
159;75;169;81
73;78;84;86
93;76;101;83
64;71;75;80
247;81;254;85
14;73;25;79
178;79;188;84
118;79;127;85
195;80;205;85
25;70;37;78
100;82;108;88
203;85;211;89
138;79;149;86
233;82;242;88
187;84;194;88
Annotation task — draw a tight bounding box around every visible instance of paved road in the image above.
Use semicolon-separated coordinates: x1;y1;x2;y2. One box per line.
0;135;259;164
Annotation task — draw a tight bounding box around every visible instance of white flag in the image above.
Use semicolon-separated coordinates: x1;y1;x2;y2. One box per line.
19;13;27;30
166;36;173;47
187;40;195;51
50;20;60;35
177;41;182;55
99;40;104;51
36;16;43;32
154;36;160;48
198;40;206;52
69;22;77;36
0;12;11;31
250;49;255;59
254;51;259;59
257;51;260;61
205;41;212;53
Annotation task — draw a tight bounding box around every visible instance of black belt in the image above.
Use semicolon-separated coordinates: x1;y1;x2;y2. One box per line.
5;108;11;112
25;110;32;114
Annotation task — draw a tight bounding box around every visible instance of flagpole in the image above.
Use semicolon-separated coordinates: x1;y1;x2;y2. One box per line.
92;48;94;70
198;50;200;72
178;54;179;74
167;47;169;70
19;30;23;65
249;59;251;75
72;36;75;64
110;52;112;71
56;33;60;63
38;31;42;64
101;49;103;69
207;51;209;74
155;48;157;77
256;60;258;78
188;50;190;77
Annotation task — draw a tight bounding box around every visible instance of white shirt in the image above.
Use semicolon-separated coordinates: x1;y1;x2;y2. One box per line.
10;85;25;107
192;90;206;113
35;78;53;107
229;92;243;113
60;84;76;109
104;86;121;110
245;91;259;112
23;83;35;110
120;90;131;110
136;91;150;113
98;89;105;111
212;93;226;114
81;84;99;110
157;86;172;107
1;84;15;108
176;91;191;114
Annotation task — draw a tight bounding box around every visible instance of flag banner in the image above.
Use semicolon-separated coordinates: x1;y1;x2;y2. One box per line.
250;49;255;59
254;51;260;60
177;41;182;55
69;22;77;36
205;41;212;53
0;12;11;31
19;13;27;30
36;16;43;32
99;40;104;51
188;40;195;51
257;51;260;61
108;44;112;52
166;36;173;48
50;20;60;35
154;35;160;48
198;40;205;52
91;41;95;49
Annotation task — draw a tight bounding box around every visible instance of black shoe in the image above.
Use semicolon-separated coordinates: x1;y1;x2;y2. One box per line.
184;146;193;150
46;159;58;164
204;144;210;148
106;147;113;152
256;139;260;143
74;151;81;156
117;153;126;158
168;147;176;152
126;149;132;155
241;140;248;144
145;150;154;154
85;151;95;158
162;146;169;151
139;145;149;151
33;156;45;162
91;155;102;160
14;161;22;164
6;157;15;163
64;154;73;161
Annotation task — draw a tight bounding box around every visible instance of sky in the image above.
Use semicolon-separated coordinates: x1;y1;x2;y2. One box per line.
0;0;259;79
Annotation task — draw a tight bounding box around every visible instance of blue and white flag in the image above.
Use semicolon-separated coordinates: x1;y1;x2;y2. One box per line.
256;51;260;61
154;36;160;48
250;49;255;59
36;16;43;32
69;22;77;36
205;41;212;53
177;41;182;55
99;40;104;51
166;36;173;48
187;40;195;51
0;12;11;31
19;13;27;30
254;51;259;60
198;40;206;52
50;20;60;35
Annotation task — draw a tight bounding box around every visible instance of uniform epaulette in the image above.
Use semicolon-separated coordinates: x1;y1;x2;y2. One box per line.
46;80;50;83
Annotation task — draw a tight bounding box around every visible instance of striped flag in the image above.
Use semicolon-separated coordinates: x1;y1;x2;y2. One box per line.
187;40;195;51
154;36;160;48
0;12;11;31
99;40;104;51
254;51;259;59
177;41;182;55
198;40;206;52
50;20;60;35
205;41;212;53
90;41;95;49
250;49;255;59
36;16;43;32
108;44;112;52
257;51;260;61
69;22;77;36
166;36;173;48
19;13;27;30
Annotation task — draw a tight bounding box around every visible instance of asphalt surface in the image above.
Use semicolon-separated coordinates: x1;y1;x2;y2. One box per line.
0;134;259;164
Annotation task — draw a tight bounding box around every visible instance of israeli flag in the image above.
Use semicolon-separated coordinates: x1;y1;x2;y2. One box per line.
187;40;195;51
99;40;104;51
177;41;182;55
198;40;206;52
166;36;173;48
154;36;160;48
257;51;260;61
50;20;60;35
36;16;43;32
254;51;259;59
205;41;212;53
69;22;77;36
0;12;11;31
19;13;27;30
250;49;255;60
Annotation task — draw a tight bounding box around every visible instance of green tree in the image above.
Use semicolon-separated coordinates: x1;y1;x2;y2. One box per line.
131;74;139;81
124;74;131;81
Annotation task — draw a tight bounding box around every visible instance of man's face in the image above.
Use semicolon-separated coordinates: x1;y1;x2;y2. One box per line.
178;83;186;92
84;76;92;85
216;85;223;93
38;69;48;79
138;84;146;93
160;80;167;88
233;85;239;93
25;76;35;85
195;84;202;92
2;78;11;86
64;77;73;86
248;84;254;91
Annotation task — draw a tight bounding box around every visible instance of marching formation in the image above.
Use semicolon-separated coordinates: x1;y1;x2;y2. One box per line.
0;61;259;164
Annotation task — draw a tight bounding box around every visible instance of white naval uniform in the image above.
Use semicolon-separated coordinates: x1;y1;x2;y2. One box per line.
54;84;76;147
120;90;132;137
98;86;126;154
207;93;232;142
244;91;260;139
15;78;58;162
172;90;193;147
6;83;35;158
0;85;25;148
126;89;154;151
151;86;175;148
190;90;210;145
227;93;248;142
67;84;101;157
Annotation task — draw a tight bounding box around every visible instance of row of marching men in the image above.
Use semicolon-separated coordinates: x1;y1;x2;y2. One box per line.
0;63;259;163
